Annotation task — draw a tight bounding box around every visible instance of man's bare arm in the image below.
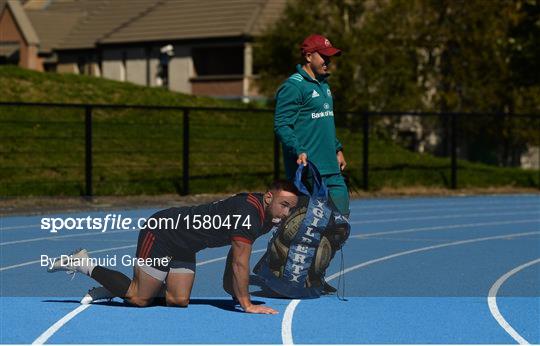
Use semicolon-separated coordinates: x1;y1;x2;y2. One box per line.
231;239;278;314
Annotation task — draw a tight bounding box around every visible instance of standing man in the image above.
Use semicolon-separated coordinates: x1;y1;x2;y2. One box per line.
274;34;349;216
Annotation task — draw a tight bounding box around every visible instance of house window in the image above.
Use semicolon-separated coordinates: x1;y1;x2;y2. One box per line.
44;62;56;72
192;46;243;76
0;42;19;65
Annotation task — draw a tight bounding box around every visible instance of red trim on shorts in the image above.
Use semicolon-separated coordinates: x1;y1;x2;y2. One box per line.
140;233;155;259
231;236;253;244
138;233;151;258
143;234;155;259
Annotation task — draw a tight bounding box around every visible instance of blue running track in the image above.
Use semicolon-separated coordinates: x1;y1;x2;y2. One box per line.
1;194;539;344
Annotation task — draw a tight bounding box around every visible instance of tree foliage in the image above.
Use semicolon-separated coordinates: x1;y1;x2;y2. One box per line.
254;0;540;165
254;0;365;111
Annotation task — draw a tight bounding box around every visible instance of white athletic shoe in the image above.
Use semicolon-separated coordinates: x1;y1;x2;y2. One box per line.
47;248;89;276
80;286;114;305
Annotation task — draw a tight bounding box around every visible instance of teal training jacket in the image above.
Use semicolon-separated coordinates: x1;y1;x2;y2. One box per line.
274;64;343;177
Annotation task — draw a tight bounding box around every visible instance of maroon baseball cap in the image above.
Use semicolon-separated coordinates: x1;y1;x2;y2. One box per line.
301;34;342;57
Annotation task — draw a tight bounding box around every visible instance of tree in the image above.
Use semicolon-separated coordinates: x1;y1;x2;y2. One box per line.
254;0;365;111
255;0;539;166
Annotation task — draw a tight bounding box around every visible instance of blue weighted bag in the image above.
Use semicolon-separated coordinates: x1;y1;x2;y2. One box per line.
253;161;350;298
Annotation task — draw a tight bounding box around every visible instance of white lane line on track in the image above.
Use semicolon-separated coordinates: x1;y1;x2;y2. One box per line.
196;249;265;266
30;247;265;345
4;207;538;246
281;231;540;345
487;258;540;345
0;224;41;231
0;245;266;272
32;304;91;345
351;199;539;210
281;299;300;345
351;219;540;238
2;201;538;232
4;219;537;270
351;211;539;224
351;204;540;216
0;229;136;246
0;245;137;271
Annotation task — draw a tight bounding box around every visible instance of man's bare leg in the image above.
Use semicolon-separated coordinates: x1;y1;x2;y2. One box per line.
121;265;164;307
87;265;162;307
165;272;195;307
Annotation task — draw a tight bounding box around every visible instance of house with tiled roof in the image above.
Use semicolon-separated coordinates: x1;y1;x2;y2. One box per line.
0;0;287;99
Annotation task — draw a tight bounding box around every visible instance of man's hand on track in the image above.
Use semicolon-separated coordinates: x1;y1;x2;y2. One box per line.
243;304;279;314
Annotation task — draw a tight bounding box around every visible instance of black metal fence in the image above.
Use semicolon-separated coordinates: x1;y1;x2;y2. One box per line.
1;101;539;196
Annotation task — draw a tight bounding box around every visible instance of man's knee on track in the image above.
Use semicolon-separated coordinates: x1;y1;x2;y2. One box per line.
126;296;153;307
165;292;189;307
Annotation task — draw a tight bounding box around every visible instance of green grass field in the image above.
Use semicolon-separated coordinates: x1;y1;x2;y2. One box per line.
1;66;538;196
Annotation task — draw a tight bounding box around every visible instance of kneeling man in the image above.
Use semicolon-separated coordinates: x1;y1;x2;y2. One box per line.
48;181;298;314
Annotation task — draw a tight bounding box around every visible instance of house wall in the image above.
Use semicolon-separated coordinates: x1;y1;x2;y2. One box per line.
0;7;41;70
191;77;243;97
0;8;21;41
148;51;160;87
102;48;126;81
56;50;99;75
124;47;146;85
168;45;192;93
56;61;77;73
55;41;255;99
242;43;252;101
100;45;194;91
24;44;41;70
